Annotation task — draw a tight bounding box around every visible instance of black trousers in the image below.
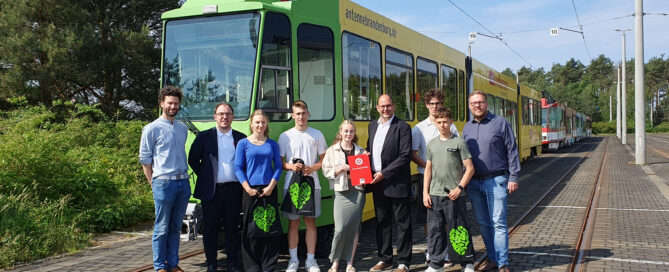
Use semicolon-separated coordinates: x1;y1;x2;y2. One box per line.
241;186;280;272
201;182;242;266
373;193;412;265
426;195;473;268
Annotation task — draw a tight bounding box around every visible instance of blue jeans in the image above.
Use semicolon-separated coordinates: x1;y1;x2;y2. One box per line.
151;178;191;271
466;175;509;266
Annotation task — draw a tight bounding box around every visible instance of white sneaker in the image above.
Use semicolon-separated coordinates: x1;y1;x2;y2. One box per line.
462;263;475;272
443;262;454;268
424;266;443;272
425;252;430;263
306;258;321;272
286;259;299;272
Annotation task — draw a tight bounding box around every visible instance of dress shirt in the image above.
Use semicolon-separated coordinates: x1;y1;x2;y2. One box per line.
372;115;394;172
139;117;189;179
216;128;238;183
462;111;520;182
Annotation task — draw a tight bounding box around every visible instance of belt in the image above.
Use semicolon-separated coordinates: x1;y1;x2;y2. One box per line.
160;173;189;180
473;170;507;180
216;182;239;187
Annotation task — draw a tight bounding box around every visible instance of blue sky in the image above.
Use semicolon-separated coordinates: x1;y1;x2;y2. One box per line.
353;0;668;73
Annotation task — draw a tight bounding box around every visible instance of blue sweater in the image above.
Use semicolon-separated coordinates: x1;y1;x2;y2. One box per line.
234;138;283;186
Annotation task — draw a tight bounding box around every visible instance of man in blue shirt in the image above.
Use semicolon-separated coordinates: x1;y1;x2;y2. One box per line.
462;91;520;272
139;86;191;272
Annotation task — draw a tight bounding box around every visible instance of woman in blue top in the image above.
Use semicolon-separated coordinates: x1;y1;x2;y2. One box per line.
234;109;283;272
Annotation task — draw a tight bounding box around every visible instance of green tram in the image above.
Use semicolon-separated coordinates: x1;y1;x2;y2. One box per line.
160;0;543;250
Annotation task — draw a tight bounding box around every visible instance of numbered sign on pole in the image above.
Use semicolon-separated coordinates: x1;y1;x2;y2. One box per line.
550;28;559;36
468;32;477;40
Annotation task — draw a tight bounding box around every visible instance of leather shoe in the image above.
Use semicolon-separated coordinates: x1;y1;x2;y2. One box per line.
169;266;185;272
207;264;217;272
476;261;497;271
369;261;392;272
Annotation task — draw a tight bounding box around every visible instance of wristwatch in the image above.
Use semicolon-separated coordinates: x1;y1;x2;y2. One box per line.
457;185;465;190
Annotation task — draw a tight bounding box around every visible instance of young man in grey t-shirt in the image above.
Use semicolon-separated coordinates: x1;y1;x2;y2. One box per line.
423;108;475;272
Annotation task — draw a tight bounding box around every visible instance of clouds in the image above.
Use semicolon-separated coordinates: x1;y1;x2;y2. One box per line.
353;0;668;71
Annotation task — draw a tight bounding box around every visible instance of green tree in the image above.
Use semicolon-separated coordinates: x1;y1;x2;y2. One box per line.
0;0;180;120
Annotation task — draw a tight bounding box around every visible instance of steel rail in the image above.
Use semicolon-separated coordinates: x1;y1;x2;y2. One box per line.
474;138;599;270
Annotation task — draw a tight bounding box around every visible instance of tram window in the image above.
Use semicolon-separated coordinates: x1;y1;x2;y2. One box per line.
342;32;381;121
440;65;457;121
542;108;548;128
298;24;334;121
534;100;541;126
522;96;529;125
258;12;292;120
163;13;260;120
506;100;518;138
416;58;438;120
458;70;465;121
385;47;414;121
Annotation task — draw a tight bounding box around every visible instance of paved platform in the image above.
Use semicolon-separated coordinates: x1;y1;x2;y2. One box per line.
8;135;669;272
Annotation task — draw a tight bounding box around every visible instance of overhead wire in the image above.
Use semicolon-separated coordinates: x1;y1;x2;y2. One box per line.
570;0;592;59
447;0;534;68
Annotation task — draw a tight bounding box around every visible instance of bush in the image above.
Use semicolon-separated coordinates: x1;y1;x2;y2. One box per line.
592;121;616;134
0;103;153;268
648;122;669;133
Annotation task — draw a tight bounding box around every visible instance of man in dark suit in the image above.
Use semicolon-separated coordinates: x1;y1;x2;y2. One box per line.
366;94;413;272
188;102;246;272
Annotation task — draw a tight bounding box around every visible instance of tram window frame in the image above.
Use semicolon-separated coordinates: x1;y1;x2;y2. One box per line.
416;57;438;121
440;64;458;121
385;46;414;121
458;70;466;121
534;100;541;126
257;12;293;121
297;23;335;121
341;32;382;121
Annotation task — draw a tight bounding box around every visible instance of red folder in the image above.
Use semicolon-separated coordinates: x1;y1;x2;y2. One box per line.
348;154;372;186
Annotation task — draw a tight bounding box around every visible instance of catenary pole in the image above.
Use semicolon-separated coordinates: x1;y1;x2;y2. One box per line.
635;0;646;164
616;67;621;139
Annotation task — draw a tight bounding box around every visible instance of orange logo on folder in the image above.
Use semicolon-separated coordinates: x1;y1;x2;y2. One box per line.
348;154;372;186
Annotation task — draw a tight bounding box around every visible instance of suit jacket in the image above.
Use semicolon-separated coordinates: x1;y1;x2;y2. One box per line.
366;116;412;198
188;127;246;202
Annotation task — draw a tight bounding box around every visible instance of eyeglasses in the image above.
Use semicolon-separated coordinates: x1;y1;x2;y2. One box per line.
469;101;487;106
215;112;233;117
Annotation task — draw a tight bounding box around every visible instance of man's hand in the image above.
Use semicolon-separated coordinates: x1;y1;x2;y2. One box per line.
423;193;432;209
292;162;304;172
448;187;462;201
303;165;317;176
508;181;518;194
371;172;384;184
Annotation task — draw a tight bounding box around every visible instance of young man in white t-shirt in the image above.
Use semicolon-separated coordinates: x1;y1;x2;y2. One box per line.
279;100;328;272
411;89;459;267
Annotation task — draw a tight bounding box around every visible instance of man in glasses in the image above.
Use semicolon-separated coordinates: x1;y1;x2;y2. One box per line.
462;91;520;272
188;103;247;272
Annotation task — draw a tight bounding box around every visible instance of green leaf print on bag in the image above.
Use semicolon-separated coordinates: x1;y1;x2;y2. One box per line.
253;204;276;232
289;182;312;209
449;226;471;256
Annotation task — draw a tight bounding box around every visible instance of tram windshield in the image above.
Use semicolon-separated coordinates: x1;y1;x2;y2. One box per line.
163;13;260;120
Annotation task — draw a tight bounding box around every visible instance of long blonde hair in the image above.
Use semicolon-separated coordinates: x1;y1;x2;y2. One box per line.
332;119;358;145
249;109;270;137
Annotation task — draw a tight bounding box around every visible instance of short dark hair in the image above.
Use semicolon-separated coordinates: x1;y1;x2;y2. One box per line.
158;86;183;104
214;102;234;114
469;90;487;101
292;100;309;111
434;108;452;120
424;89;444;104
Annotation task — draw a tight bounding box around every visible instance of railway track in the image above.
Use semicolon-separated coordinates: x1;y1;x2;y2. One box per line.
473;137;609;271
